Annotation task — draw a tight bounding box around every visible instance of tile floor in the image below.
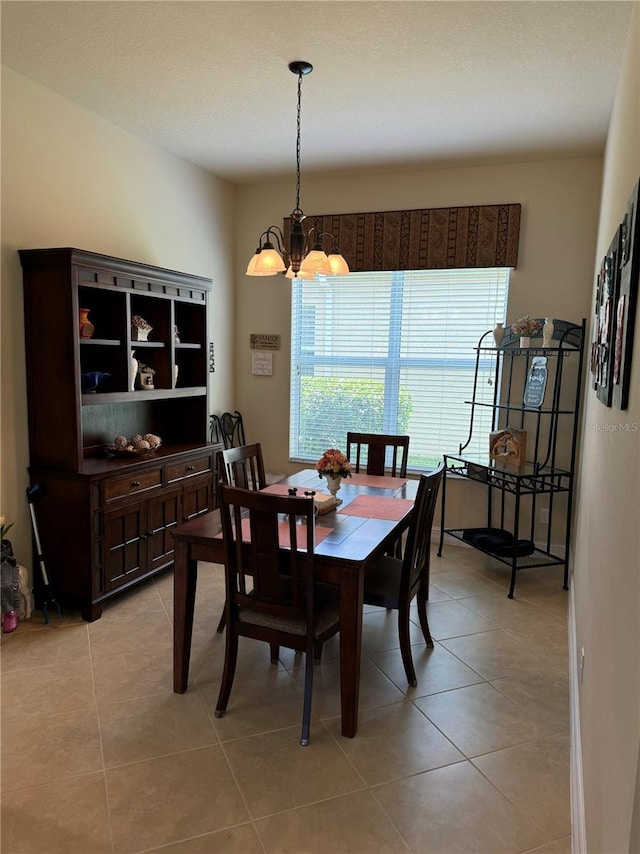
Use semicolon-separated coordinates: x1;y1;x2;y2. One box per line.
1;545;572;854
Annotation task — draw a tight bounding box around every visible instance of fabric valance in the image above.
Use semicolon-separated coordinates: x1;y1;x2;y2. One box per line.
284;203;521;272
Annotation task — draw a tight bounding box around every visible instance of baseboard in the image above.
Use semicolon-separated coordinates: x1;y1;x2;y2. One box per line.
569;585;587;853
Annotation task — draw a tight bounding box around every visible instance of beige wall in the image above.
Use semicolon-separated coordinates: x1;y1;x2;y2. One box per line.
0;68;236;566
574;6;640;852
235;158;602;494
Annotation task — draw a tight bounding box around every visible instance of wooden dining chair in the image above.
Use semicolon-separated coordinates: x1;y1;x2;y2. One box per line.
214;484;341;746
347;432;410;557
362;464;444;686
218;443;267;491
210;410;246;449
346;432;410;477
215;443;267;633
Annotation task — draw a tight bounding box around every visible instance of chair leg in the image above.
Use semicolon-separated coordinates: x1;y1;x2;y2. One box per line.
270;643;280;664
398;601;417;687
300;648;314;746
216;604;226;633
416;587;434;648
215;628;239;717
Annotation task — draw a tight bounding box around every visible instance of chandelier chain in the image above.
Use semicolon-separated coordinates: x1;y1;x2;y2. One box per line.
295;70;302;214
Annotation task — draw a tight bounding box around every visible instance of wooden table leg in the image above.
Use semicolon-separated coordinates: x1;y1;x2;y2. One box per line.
339;565;364;738
173;540;198;693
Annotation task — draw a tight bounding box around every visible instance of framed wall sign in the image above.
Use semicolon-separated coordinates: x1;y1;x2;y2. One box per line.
612;179;639;410
591;227;622;407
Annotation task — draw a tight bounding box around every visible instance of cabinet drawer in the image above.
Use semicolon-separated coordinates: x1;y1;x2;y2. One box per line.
165;454;212;484
104;468;163;502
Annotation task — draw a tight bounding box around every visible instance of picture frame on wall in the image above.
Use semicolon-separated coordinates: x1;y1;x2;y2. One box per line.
591;227;622;407
612;179;639;410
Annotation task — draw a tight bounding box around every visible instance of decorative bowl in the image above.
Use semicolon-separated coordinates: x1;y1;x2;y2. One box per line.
105;444;155;458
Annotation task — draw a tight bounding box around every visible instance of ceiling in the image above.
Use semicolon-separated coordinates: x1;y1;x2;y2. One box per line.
0;1;633;184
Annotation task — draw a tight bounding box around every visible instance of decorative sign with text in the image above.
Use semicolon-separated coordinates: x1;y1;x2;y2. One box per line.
250;334;281;350
523;356;548;408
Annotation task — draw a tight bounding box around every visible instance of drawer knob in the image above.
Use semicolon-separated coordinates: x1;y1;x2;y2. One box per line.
186;465;194;472
131;480;141;487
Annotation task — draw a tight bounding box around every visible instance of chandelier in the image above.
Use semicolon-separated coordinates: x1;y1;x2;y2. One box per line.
246;61;349;280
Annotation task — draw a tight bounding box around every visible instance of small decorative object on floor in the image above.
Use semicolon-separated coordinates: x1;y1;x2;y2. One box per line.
315;448;352;507
79;307;95;339
512;316;543;348
1;516;20;634
131;315;152;341
542;317;555;347
492;322;505;348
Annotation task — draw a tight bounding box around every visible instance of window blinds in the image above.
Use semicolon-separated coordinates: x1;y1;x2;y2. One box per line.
290;268;510;469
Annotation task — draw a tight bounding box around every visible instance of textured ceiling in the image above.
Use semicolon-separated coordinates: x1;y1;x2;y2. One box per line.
0;1;633;183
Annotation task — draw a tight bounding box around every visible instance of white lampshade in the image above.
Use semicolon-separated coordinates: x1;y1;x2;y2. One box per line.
300;249;333;276
252;247;286;274
285;264;314;280
246;252;277;276
328;253;350;275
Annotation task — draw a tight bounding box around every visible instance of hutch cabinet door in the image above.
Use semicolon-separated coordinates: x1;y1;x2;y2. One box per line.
181;475;213;523
146;488;181;573
103;501;147;591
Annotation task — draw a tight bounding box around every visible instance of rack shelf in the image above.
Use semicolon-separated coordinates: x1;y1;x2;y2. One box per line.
438;318;586;597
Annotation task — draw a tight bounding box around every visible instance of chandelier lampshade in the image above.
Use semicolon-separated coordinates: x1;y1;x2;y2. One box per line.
246;61;349;280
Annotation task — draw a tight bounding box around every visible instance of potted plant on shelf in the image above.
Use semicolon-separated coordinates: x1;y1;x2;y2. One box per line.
131;315;152;342
137;364;156;390
512;316;543;348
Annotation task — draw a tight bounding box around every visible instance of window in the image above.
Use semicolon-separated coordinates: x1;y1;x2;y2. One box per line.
290;268;510;469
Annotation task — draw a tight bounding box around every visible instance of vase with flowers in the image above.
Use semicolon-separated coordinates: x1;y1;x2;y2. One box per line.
512;316;543;348
131;315;152;342
315;448;352;505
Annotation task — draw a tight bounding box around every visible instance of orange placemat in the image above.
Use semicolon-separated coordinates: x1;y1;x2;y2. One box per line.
339;495;414;521
348;474;407;489
215;518;332;549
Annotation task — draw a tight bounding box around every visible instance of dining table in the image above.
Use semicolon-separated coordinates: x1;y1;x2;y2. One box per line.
171;468;418;738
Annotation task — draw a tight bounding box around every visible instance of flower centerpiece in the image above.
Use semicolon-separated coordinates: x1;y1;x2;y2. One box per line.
131;314;152;342
512;315;543;347
316;448;352;504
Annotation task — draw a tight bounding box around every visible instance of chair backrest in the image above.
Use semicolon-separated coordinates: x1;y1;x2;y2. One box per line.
346;432;410;477
218;484;316;628
210;410;246;449
402;464;444;598
218;443;267;491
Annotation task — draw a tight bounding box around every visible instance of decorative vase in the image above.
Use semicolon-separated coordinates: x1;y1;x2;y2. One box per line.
174;364;179;386
520;336;531;348
492;323;505;348
542;317;555;347
324;475;343;505
130;351;138;391
79;308;94;339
